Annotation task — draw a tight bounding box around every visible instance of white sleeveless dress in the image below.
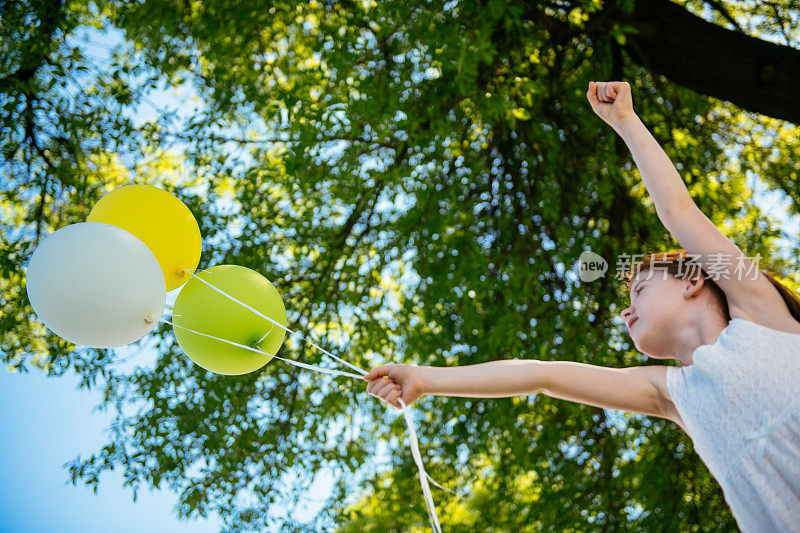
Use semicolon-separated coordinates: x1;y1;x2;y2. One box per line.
665;317;800;532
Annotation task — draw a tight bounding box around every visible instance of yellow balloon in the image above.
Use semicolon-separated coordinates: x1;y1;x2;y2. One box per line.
88;184;201;292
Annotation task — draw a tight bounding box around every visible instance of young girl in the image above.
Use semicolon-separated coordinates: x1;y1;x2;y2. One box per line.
364;81;800;532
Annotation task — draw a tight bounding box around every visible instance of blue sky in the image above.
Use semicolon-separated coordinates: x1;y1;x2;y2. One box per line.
4;8;800;533
0;362;223;532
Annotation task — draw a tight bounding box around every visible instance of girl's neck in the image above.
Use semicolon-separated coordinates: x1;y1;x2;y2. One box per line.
673;316;730;366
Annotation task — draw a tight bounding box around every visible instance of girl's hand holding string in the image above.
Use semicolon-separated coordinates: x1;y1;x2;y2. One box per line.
587;80;635;130
364;363;427;410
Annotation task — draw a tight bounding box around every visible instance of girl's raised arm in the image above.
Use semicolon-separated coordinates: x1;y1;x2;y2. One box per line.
588;80;786;319
587;81;694;222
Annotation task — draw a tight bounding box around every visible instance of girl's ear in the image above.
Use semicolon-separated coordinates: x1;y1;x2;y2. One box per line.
682;270;707;298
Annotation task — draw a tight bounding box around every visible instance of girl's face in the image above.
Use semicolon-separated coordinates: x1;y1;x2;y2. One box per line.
620;268;693;359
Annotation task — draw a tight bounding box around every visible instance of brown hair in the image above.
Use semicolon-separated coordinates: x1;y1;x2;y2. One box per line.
622;249;800;323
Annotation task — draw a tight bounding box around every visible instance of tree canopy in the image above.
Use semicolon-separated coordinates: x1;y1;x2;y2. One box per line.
2;0;799;530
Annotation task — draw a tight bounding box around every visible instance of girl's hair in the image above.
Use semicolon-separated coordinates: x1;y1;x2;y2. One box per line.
622;249;800;323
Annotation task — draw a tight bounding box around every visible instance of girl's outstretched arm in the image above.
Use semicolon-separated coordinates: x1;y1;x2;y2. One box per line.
364;360;685;433
536;360;680;429
364;359;549;407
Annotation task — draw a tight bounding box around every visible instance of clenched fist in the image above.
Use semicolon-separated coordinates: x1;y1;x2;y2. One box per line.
587;80;635;127
364;363;426;410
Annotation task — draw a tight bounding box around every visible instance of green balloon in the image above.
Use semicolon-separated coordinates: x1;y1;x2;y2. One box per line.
173;264;287;375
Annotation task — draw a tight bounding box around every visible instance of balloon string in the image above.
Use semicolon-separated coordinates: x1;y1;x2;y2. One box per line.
180;269;367;376
160;317;364;379
175;268;456;527
400;396;444;533
161;315;457;498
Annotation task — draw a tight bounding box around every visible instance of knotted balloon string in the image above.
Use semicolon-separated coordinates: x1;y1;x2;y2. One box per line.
171;268;454;531
256;322;274;345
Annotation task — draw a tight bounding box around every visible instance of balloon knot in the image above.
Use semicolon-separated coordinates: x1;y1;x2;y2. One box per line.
144;312;155;325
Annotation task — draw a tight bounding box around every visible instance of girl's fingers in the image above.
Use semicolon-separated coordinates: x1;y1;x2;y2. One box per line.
374;379;395;398
377;383;394;399
363;366;406;409
366;379;382;395
386;387;401;402
366;379;377;394
597;81;626;102
367;380;401;406
367;377;392;395
378;385;400;402
386;388;402;409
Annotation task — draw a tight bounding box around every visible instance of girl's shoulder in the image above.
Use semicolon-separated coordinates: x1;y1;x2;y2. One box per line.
727;305;800;338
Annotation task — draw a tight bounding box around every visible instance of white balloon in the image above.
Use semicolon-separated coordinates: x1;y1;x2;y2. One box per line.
26;222;166;348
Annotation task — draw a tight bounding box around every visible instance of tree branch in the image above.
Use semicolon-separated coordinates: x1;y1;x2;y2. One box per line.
525;0;800;124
